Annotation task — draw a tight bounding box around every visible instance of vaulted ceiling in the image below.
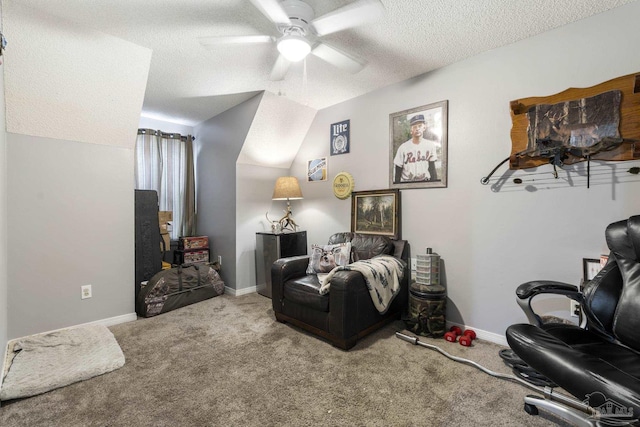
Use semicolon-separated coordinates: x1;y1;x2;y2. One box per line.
17;0;636;125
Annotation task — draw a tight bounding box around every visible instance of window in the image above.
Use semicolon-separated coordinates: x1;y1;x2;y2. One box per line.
135;129;195;239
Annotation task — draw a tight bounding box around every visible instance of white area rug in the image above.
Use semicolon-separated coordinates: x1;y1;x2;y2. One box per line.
0;325;125;401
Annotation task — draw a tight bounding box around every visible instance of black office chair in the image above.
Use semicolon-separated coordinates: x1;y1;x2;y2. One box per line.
506;215;640;427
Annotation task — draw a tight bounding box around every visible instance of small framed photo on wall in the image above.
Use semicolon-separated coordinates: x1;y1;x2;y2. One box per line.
389;100;448;189
583;258;603;282
308;158;327;182
330;119;350;155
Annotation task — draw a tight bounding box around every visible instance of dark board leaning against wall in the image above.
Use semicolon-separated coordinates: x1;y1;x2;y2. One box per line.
134;190;163;301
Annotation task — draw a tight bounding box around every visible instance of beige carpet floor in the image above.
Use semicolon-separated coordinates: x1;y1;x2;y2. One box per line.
0;293;571;426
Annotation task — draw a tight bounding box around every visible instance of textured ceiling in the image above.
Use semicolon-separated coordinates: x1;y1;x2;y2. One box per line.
16;0;636;126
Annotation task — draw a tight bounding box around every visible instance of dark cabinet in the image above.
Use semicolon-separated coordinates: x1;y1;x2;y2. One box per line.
255;231;307;298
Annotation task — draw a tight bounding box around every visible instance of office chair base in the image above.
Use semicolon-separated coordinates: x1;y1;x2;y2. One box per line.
523;395;635;427
396;332;611;426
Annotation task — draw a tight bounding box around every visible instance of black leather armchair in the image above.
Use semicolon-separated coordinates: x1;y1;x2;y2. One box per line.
271;232;409;350
506;215;640;426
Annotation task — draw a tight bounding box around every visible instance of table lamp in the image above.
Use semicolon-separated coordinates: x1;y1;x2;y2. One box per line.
272;176;303;232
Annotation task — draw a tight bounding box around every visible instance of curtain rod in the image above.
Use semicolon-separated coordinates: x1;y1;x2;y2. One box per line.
138;128;195;141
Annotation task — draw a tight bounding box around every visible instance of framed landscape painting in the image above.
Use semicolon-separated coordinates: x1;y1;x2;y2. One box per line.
351;189;401;240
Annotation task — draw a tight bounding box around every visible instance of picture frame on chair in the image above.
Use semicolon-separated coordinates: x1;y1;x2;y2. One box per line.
351;189;401;240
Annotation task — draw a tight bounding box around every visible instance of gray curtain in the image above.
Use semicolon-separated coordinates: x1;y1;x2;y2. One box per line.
135;129;196;239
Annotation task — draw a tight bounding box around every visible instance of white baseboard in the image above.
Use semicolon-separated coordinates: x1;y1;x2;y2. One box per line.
84;313;138;328
5;312;137;351
446;321;508;347
226;285;257;296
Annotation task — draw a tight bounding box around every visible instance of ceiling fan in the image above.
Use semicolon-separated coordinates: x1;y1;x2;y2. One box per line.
199;0;385;81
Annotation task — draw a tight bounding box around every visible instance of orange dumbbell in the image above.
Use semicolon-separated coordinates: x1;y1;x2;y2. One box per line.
444;326;462;342
459;329;477;347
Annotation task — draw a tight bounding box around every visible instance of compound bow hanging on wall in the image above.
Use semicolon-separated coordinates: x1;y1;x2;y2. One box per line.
482;72;640;187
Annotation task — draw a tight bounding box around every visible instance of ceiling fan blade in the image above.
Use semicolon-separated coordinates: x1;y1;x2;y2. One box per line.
249;0;291;26
311;0;384;36
311;43;366;74
199;35;274;48
269;55;292;81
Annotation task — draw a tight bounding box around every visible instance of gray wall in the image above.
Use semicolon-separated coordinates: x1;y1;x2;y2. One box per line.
194;93;263;291
2;4;150;339
234;92;316;293
236;163;291;293
290;2;640;339
0;35;7;363
7;135;135;338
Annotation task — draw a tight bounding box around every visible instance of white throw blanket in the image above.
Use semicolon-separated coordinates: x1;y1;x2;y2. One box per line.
319;255;405;314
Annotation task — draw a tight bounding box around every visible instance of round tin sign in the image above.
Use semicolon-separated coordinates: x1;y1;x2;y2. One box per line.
332;172;355;199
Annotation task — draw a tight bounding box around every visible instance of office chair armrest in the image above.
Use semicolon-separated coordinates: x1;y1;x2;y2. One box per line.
517;280;580;299
515;280;582;327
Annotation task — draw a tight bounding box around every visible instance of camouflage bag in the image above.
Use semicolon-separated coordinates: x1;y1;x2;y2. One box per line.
405;283;446;338
136;263;225;317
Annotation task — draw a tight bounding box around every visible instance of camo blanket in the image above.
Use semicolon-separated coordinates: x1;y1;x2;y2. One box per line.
319;255;405;314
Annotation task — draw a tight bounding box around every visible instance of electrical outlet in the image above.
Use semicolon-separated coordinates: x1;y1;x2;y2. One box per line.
570;300;580;318
81;284;92;300
410;258;416;270
217;255;222;267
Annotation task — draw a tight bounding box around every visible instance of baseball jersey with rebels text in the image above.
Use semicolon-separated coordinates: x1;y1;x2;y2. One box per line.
393;138;438;182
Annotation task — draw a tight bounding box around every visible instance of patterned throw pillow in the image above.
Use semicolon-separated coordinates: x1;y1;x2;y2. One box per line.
306;242;352;274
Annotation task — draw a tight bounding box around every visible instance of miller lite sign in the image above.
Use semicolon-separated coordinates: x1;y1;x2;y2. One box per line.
330;119;350;155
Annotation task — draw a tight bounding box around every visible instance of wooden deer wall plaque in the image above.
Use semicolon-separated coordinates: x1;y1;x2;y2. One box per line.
509;72;640;170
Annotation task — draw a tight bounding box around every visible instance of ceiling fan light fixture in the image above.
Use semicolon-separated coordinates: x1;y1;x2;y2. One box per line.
277;33;311;62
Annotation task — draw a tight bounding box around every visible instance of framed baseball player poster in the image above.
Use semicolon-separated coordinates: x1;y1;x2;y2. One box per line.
330;119;350;155
389;101;448;189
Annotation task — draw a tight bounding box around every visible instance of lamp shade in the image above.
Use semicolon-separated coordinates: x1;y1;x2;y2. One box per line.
272;176;303;200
